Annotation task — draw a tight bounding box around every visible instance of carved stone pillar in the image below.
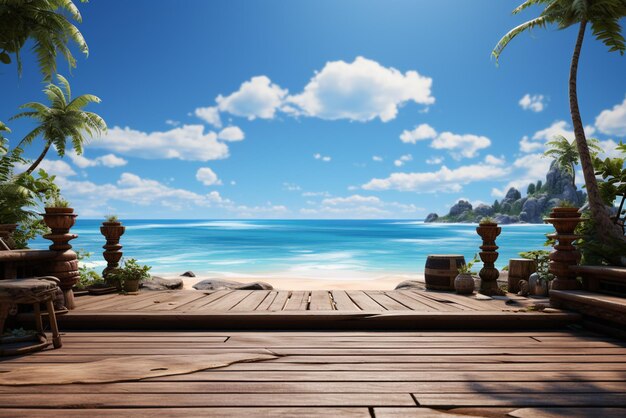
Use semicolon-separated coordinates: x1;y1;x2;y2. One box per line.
477;222;502;296
100;221;125;280
544;207;583;290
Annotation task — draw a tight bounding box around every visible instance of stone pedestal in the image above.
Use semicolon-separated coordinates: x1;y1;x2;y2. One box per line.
100;222;125;280
42;209;79;310
544;208;583;291
477;223;502;296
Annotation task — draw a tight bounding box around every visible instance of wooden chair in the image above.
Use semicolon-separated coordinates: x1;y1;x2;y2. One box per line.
0;276;62;355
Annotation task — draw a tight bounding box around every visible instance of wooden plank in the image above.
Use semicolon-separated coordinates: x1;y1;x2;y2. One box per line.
0;393;415;408
0;408;371;418
345;291;385;311
113;291;187;311
413;393;626;407
174;290;231;311
384;291;437;311
201;290;253;311
365;291;411;311
2;380;625;394
77;291;161;311
142;291;208;311
229;291;271;312
73;293;122;308
507;407;626;418
256;291;278;310
309;291;333;311
331;291;360;311
398;290;467;311
415;291;490;311
283;291;309;311
268;291;290;311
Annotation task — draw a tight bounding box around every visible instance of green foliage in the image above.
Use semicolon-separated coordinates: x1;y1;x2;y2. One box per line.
593;144;626;206
557;200;577;208
527;183;536;195
46;194;70;208
519;249;554;282
544;135;602;187
458;254;480;275
107;258;152;289
493;199;501;212
493;0;626;63
0;0;89;80
11;74;107;174
577;217;626;265
75;249;104;290
536;180;543;192
479;216;496;224
0;134;59;248
105;214;119;223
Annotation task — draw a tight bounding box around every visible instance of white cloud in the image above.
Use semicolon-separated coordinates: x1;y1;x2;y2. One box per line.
426;156;444;165
302;191;331;197
165;119;180;127
287;56;434;122
283;182;301;191
595;96;626;136
491;153;552;197
598;139;626;159
430;131;491;159
314;153;331;162
519;94;546;112
484;154;505;166
31;160;77;177
194;106;222;128
520;120;596;154
216;76;287;120
400;123;437;144
363;163;510;193
217;126;245;142
372;155;383;162
92;125;229;162
68;151;127;168
196;167;222;186
394;154;413;167
303;194;421;218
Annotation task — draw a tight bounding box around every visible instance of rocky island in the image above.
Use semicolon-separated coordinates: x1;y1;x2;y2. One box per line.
425;162;585;224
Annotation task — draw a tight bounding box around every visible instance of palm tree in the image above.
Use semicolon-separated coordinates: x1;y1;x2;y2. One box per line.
493;0;626;245
545;134;602;188
0;0;88;80
11;74;106;175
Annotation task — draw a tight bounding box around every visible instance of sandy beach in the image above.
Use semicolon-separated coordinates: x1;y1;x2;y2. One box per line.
158;272;426;291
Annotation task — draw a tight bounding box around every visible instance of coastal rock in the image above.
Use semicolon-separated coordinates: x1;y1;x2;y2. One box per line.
394;280;426;290
503;187;521;203
193;279;273;291
449;200;473;217
494;214;518;224
141;277;184;291
180;271;196;277
424;213;439;223
474;204;494;217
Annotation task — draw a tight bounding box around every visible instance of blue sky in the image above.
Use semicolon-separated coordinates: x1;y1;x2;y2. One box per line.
2;0;625;219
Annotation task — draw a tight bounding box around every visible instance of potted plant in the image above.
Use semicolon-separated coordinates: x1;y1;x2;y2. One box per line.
455;255;479;295
546;200;582;235
107;258;151;293
42;195;76;231
476;216;500;241
520;250;554;296
100;214;125;280
101;214;125;241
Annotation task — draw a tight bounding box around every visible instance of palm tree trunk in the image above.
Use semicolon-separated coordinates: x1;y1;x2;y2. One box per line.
23;142;51;175
569;20;625;247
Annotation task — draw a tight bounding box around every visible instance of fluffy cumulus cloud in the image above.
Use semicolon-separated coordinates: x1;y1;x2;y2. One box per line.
216;76;288;120
68;151;127;168
519;94;546;112
32;160;77;177
196;167;222;186
217;126;245;142
301;194;421;218
491;153;552;198
394;154;413;167
372;155;383;162
595;96;626;136
519;120;596;153
287;57;434;122
194;106;222;128
484;154;505;166
314;153;331;162
425;156;444;165
430;131;491;159
91;125;229;162
400;123;437;144
362;163;509;193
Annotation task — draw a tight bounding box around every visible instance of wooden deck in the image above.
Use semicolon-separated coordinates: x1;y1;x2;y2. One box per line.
33;289;583;330
1;329;626;417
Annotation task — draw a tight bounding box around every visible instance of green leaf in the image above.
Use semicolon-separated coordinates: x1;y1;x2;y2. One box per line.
0;52;11;65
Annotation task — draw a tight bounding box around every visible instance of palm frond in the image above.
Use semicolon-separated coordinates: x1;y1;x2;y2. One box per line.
56;74;72;100
590;18;626;54
67;94;101;111
492;16;549;61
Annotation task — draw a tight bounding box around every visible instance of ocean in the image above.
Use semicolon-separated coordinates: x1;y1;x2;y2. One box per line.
31;219;553;279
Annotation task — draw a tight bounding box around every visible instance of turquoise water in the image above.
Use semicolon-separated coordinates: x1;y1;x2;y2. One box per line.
31;220;552;278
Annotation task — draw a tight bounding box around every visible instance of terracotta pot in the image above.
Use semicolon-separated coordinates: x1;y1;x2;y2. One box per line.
100;222;125;240
123;279;141;293
44;207;74;215
476;224;501;243
549;207;581;218
454;273;475;295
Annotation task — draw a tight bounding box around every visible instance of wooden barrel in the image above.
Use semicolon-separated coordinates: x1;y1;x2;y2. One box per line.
508;258;536;293
425;254;466;291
